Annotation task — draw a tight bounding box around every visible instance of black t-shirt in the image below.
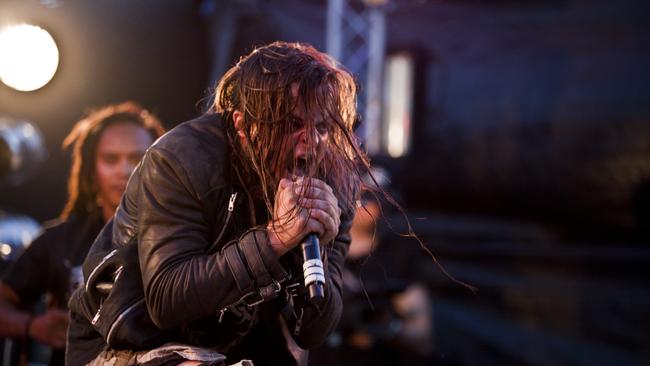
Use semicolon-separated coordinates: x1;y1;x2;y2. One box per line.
2;213;104;366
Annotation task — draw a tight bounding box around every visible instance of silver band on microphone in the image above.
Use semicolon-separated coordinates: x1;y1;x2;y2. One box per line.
301;234;325;301
303;259;325;286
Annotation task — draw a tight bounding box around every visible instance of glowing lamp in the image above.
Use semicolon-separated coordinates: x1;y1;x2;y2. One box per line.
0;24;59;92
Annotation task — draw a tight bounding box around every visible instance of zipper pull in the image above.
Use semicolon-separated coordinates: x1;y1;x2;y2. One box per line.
218;308;227;323
293;308;304;336
92;304;103;325
228;192;238;212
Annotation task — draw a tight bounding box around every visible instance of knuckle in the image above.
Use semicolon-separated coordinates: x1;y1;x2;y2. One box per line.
296;216;306;227
319;209;329;219
309;222;323;234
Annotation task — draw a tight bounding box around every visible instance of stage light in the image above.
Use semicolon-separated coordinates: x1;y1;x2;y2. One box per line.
0;117;48;187
384;53;413;158
0;24;59;92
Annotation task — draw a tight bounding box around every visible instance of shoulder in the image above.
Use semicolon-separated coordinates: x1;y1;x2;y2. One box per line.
32;217;74;244
13;217;76;260
142;113;231;198
39;214;97;239
153;113;227;152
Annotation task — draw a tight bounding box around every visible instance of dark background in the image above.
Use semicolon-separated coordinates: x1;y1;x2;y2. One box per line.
1;0;649;365
0;0;210;221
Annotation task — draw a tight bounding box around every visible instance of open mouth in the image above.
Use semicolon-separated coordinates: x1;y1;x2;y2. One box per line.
290;157;308;179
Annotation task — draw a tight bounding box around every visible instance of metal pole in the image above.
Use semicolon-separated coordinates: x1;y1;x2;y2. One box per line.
326;0;343;61
364;4;386;154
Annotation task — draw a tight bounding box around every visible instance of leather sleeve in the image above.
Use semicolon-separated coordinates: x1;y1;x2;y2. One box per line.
286;217;351;348
136;147;287;329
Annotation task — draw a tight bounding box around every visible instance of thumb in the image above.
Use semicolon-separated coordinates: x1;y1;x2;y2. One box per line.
278;178;293;191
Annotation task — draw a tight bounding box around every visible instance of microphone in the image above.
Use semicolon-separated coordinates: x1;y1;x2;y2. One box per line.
301;233;325;302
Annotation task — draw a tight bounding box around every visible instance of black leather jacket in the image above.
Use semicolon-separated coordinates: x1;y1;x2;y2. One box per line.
67;114;351;365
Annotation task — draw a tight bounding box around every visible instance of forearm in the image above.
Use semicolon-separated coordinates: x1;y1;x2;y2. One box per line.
144;230;288;329
286;237;347;348
0;284;30;339
290;275;343;348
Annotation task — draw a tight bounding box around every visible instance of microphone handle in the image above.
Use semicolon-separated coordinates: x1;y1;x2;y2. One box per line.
301;233;325;302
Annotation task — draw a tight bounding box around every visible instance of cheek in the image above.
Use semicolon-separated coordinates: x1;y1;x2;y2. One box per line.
278;134;298;156
94;161;112;189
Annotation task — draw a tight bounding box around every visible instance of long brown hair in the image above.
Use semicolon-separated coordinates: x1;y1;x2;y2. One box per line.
60;101;165;220
214;41;371;220
214;42;474;290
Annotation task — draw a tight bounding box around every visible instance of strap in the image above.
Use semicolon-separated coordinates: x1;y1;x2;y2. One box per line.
238;236;273;289
223;243;255;295
253;230;290;281
238;239;280;303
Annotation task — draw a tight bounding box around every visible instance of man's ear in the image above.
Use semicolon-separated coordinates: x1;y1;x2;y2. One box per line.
233;110;245;138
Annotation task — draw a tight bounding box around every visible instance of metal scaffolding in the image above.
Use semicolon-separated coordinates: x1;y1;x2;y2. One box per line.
327;0;386;154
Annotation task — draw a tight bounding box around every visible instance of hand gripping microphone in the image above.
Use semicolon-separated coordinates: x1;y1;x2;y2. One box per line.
301;233;325;302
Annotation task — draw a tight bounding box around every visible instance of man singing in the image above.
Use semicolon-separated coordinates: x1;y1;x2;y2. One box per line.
67;42;374;366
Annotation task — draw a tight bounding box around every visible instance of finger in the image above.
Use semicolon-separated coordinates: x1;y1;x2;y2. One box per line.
277;186;299;210
295;177;334;194
305;216;326;237
318;208;339;235
298;198;340;224
307;208;338;240
294;177;333;194
294;184;335;201
306;196;341;228
279;178;293;190
275;179;293;205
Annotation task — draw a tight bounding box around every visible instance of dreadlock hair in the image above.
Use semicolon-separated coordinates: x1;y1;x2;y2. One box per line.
60;101;165;220
214;41;371;221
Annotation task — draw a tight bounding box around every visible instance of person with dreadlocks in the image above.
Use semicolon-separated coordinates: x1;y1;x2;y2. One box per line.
66;42;373;366
0;102;164;366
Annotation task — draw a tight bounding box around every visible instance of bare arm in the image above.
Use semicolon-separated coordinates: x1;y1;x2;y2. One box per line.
0;283;30;338
0;283;68;348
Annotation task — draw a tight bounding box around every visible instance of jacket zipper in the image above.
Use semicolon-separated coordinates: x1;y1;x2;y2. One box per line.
214;193;240;324
209;192;238;253
94;193;239;331
293;307;304;336
86;249;118;293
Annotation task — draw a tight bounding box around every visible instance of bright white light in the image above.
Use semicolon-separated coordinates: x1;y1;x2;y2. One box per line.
0;24;59;92
384;53;413;158
0;243;11;258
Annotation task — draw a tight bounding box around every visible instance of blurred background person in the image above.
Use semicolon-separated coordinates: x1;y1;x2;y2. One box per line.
312;169;434;366
0;102;164;366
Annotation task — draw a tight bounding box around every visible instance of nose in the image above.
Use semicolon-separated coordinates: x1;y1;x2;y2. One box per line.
118;158;136;178
298;125;324;146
